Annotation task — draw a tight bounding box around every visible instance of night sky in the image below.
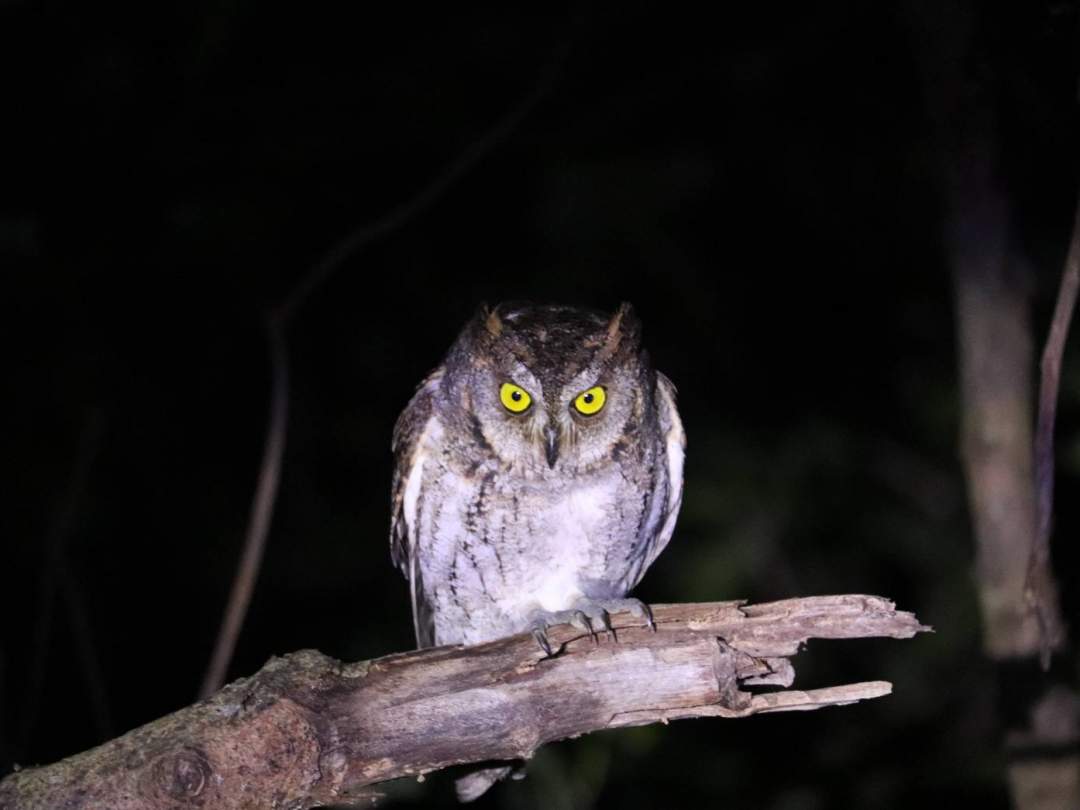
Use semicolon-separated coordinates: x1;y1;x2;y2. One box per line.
4;3;1079;808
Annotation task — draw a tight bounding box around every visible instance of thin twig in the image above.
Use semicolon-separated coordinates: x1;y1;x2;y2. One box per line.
1027;199;1080;668
199;318;289;699
198;28;575;698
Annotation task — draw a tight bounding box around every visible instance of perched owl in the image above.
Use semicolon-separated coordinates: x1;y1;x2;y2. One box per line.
390;302;685;654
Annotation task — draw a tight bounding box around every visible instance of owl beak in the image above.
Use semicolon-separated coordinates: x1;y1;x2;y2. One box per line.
543;424;560;468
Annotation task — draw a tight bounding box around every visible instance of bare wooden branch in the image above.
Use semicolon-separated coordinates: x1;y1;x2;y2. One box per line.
1;595;927;810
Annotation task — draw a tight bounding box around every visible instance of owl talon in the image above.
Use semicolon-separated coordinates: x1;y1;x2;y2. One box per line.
569;610;600;644
630;599;656;631
526;597;657;655
578;597;655;635
595;609;613;639
638;601;657;632
532;628;554;657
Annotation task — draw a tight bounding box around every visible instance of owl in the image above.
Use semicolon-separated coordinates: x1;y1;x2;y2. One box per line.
390;302;685;654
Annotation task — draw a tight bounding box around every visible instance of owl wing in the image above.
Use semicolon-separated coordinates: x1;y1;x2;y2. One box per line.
390;369;443;648
638;371;686;574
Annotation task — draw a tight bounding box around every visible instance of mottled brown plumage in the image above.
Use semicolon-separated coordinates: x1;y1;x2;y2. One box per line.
389;302;685;649
389;302;685;800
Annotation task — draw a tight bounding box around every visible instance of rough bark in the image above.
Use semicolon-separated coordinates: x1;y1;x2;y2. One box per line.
0;595;926;810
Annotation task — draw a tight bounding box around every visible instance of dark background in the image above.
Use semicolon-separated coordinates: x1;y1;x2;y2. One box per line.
4;2;1079;808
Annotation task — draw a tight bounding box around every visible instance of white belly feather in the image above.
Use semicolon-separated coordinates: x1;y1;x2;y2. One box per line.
527;483;611;612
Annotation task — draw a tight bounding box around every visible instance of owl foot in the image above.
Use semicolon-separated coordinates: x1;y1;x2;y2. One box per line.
528;598;656;656
529;608;598;657
571;597;656;640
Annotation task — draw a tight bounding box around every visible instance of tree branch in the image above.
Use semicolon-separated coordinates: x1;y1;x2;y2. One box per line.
198;319;290;700
1027;197;1080;668
1;595;928;810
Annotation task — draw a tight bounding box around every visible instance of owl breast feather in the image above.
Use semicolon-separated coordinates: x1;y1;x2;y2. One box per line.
392;368;685;650
412;441;671;647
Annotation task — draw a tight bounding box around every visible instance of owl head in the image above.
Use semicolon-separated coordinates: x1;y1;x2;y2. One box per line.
440;302;655;474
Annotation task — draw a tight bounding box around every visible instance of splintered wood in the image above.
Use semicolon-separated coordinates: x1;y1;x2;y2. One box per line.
0;594;928;810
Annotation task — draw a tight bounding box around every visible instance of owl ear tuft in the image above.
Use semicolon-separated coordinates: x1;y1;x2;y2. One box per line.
604;301;641;352
475;302;503;338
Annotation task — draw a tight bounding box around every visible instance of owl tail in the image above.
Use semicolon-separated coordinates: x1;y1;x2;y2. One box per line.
454;764;516;802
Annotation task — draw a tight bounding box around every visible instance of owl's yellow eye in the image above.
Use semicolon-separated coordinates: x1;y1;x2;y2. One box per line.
499;382;532;413
573;386;606;415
